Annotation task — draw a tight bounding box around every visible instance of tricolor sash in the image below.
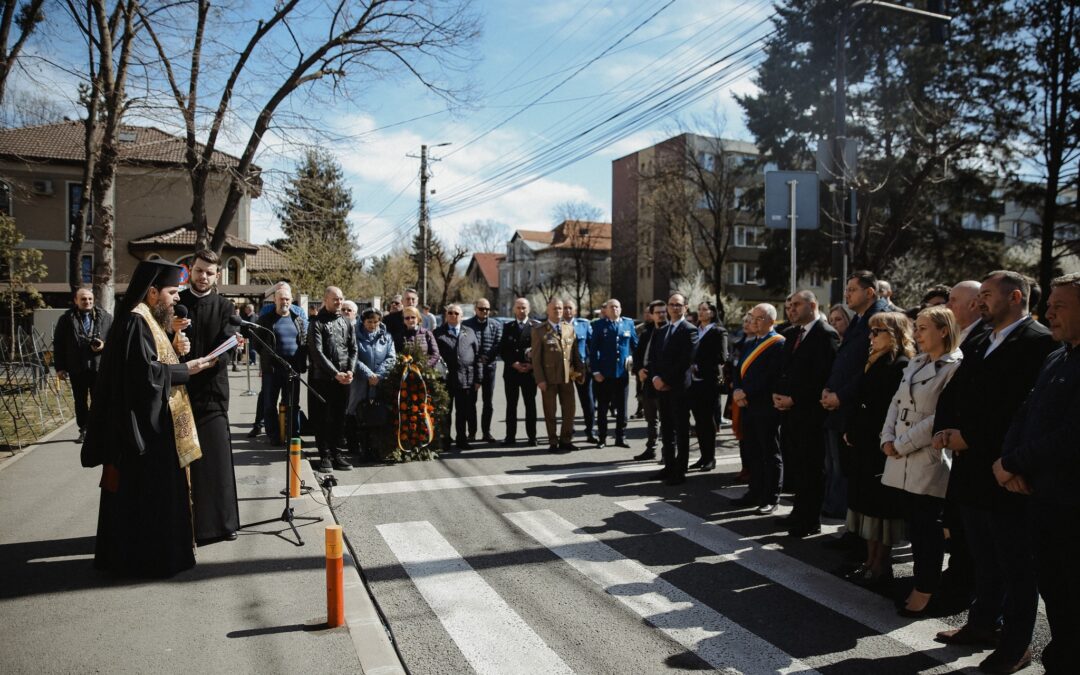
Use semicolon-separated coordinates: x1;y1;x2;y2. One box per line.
739;333;785;379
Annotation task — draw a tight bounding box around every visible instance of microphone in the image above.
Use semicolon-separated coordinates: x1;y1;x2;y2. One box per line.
229;314;262;329
175;304;189;321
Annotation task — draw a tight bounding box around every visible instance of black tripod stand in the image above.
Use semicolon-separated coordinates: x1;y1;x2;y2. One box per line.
239;325;322;546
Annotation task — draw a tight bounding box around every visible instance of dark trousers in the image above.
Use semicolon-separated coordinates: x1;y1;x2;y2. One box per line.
904;492;946;594
444;386;472;444
823;428;849;517
962;503;1038;659
595;374;627;441
69;371;96;431
1032;502;1080;673
689;382;718;462
574;377;595;437
469;365;497;438
784;416;826;527
658;388;691;475
262;371;301;443
940;500;975;601
744;409;782;506
642;386;660;450
504;374;537;441
309;377;348;455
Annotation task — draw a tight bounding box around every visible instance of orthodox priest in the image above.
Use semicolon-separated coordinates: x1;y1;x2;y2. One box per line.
82;260;217;577
178;249;241;543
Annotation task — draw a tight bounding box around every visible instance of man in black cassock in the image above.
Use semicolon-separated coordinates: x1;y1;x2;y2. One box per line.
178;250;241;543
82;260;217;577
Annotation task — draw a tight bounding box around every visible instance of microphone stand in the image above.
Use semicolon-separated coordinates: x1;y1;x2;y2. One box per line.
239;323;323;546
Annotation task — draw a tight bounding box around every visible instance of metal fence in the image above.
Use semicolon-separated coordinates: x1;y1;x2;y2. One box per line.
0;326;72;452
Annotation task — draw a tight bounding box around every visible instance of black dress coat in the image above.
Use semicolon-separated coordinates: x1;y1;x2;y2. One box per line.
500;319;538;382
53;307;112;376
844;354;908;518
773;319;840;428
434;324;483;390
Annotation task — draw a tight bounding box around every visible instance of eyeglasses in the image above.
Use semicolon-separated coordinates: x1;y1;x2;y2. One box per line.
750;315;768;322
446;311;461;315
476;307;490;312
869;327;890;337
668;302;685;308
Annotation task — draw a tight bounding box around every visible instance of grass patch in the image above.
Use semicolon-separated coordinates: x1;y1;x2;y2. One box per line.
0;380;75;453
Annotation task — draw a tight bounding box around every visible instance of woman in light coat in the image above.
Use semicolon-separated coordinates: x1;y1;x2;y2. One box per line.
347;308;396;456
881;305;963;617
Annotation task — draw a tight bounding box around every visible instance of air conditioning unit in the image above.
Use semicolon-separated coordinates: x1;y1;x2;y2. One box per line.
32;179;54;196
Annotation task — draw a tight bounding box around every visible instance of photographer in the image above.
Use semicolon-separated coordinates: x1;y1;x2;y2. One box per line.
53;287;112;443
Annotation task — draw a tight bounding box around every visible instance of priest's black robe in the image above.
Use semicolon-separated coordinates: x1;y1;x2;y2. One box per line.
179;289;240;541
84;315;196;577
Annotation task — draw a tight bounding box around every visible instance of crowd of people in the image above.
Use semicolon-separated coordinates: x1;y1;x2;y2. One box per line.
57;255;1078;672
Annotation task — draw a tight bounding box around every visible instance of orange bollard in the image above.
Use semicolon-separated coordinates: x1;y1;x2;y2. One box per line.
289;438;302;498
326;525;345;628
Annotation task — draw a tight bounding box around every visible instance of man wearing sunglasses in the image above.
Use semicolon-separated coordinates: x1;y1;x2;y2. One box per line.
463;298;503;443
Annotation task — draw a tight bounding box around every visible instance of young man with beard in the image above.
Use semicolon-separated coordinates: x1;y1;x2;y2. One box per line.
81;260;217;577
177;250;242;544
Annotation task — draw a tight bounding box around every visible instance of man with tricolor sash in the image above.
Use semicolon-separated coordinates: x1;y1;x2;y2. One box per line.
730;304;786;514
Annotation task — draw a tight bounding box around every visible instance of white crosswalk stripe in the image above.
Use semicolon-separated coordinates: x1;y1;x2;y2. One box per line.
616;498;992;673
377;520;574;675
506;509;821;675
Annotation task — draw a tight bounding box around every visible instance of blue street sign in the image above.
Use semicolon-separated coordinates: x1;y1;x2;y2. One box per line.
764;171;820;230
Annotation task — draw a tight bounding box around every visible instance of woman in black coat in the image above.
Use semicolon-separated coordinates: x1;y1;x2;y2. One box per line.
689;301;730;471
842;311;913;586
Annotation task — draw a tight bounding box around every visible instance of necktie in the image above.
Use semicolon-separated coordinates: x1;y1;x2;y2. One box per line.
793;327;804;351
451;327;458;338
82;312;91;333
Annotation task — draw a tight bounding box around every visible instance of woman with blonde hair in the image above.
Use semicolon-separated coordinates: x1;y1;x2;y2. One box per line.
393;305;439;368
881;306;964;617
842;312;913;587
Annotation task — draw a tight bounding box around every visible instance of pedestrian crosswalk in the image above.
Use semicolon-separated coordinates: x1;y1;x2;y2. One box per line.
370;498;1003;675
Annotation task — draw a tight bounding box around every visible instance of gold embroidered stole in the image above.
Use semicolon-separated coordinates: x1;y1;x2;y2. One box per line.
131;303;202;468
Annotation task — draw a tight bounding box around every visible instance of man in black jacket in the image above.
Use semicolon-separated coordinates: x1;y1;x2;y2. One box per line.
632;300;667;461
500;298;538;446
435;304;483;450
772;291;839;532
178;250;242;543
308;286;356;472
462;298;502;443
933;271;1057;674
997;273;1080;675
649;293;699;486
53;287;112;443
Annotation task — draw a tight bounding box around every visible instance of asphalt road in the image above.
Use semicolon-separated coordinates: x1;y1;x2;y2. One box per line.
330;363;1049;675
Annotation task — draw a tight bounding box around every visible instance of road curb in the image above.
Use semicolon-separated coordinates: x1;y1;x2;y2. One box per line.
299;458;407;675
0;417;77;474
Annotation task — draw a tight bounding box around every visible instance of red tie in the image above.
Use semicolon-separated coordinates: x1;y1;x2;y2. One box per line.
794;327;804;351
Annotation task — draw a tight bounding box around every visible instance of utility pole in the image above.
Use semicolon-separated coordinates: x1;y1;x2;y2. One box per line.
410;142;451;307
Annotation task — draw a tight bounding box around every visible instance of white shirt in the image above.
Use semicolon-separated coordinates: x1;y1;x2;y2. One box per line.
957;319;981;347
983;315;1027;358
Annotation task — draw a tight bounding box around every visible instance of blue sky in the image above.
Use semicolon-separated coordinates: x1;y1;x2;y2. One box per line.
248;0;776;255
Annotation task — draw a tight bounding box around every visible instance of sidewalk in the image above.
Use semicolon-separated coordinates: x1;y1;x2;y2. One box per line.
0;370;404;675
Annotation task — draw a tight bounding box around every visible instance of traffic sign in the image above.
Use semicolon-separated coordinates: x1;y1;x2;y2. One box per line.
764;171;820;230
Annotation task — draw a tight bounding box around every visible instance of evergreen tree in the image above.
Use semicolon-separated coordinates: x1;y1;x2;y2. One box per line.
275;149;354;244
737;0;1026;289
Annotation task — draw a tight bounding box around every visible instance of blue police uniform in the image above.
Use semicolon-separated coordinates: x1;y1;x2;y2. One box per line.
589;317;639;445
568;317;595;440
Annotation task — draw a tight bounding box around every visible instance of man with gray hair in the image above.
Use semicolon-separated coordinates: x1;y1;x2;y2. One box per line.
434;304;482;451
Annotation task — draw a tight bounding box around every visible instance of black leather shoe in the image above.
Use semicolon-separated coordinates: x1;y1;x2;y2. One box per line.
663;473;686;486
528;437;538;446
596;440;607;448
503;437;516;445
224;531;238;541
648;470;670;481
586;435;599;444
935;624;1001;647
457;442;474;451
614;440;631;448
246;426;262;438
482;435;498;444
977;648;1031;674
730;495;756;508
787;525;822;538
699;460;716;471
558;441;577;452
634;450;656;461
317;456;333;472
76;429;87;444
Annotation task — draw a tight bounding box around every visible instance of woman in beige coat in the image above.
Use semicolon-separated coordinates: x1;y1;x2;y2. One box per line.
881;306;963;617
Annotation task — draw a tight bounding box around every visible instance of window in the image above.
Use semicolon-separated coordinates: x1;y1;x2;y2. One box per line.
733;187;746;210
697;152;716;172
225;258;240;285
80;255;93;284
67;182;93;242
734;225;766;249
0;181;10;216
729;262;762;286
961;212;997;232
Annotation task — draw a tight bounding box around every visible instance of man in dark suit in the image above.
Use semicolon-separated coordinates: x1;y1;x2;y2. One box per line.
53;287;112;444
730;303;787;514
933;271;1058;674
821;270;888;518
434;304;482;451
771;291;840;532
500;297;539;446
996;273;1080;675
462;298;503;443
632;300;667;461
649;293;699;485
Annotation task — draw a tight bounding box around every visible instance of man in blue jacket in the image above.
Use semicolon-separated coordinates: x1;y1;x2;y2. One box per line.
590;298;638;448
563;299;596;444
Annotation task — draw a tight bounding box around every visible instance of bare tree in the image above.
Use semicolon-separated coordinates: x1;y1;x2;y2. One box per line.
0;0;44;110
139;0;479;255
458;218;509;253
430;239;468;313
551;200;605;316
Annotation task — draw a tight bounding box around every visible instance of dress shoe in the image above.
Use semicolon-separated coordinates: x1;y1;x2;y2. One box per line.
586;435;599;444
787;525;822;538
76;429;87;444
527;437;538;446
849;566;893;588
317;455;333;472
482;435;498;444
548;444;561;452
663;473;686;486
595;440;607;448
503;437;517;446
935;624;1001;647
224;531;238;541
689;459;706;470
332;454;352;471
558;441;578;452
648;469;670;481
734;470;750;483
756;503;778;515
457;442;474;451
698;459;716;471
978;648;1031;674
614;440;631;448
729;494;757;508
247;426;262;438
634;449;656;461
